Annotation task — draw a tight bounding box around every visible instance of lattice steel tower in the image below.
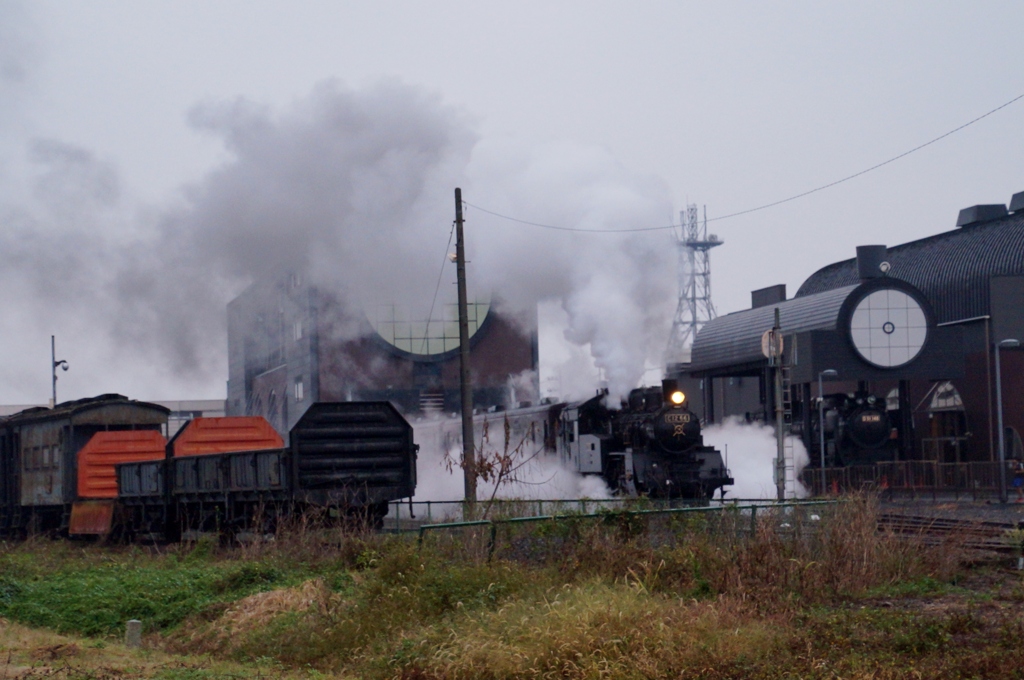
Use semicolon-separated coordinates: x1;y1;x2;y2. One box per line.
667;204;723;364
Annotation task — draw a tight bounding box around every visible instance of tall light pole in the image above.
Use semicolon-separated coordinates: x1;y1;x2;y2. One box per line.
996;337;1020;503
818;369;838;496
51;335;69;408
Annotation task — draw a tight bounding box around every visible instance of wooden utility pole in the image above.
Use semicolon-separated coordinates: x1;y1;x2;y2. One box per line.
454;188;476;503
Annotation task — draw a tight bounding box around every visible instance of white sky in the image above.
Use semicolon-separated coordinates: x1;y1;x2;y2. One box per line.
2;1;1022;403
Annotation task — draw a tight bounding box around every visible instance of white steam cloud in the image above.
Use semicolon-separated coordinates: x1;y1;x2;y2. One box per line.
703;417;810;499
411;417;611;504
0;78;675;403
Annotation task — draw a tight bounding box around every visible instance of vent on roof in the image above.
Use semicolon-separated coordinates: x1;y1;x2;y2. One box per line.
856;245;888;279
956;204;1007;227
751;284;786;309
1009;191;1024;214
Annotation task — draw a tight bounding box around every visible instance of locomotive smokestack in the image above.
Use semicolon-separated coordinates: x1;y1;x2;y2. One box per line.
856;245;888;279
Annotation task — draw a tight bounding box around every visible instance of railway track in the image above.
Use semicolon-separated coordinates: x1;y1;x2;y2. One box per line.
878;513;1024;553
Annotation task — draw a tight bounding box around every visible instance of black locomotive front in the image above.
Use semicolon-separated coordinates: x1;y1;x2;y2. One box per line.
559;381;732;500
812;392;898;467
619;383;732;499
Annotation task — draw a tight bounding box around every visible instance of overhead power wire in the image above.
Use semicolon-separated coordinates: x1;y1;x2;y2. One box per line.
464;202;678;233
465;90;1024;233
419;220;457;354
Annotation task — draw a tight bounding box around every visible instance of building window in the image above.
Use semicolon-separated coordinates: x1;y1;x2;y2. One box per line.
293;320;303;342
294;377;304;402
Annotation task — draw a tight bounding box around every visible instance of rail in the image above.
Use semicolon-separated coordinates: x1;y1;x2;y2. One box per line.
416;499;839;559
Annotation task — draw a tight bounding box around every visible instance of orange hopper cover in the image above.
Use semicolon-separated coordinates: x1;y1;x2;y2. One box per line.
172;416;284;457
77;430;167;499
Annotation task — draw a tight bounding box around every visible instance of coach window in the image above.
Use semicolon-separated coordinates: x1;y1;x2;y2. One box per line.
294;377;304;403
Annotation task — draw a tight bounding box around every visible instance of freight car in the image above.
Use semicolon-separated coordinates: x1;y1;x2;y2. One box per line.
118;401;417;538
0;396;418;539
0;394;169;536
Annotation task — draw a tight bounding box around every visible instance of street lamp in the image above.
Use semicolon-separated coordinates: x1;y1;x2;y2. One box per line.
818;369;838;495
996;338;1020;503
51;335;68;408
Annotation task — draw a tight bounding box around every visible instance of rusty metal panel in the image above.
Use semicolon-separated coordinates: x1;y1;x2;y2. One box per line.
78;431;166;499
68;500;114;535
174;458;198;493
19;421;65;506
256;452;283;489
171;416;284;457
229;453;256;489
197;457;223;491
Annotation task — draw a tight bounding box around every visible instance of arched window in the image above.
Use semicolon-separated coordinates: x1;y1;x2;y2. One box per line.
929;381;964;412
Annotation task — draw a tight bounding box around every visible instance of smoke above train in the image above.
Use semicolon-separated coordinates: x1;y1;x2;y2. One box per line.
0;79;676;405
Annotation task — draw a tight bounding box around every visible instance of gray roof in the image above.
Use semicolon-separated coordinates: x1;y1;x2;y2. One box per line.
796;211;1024;323
690;284;858;372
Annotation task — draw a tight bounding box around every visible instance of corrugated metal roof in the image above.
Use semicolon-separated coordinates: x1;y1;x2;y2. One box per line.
796;212;1024;323
691;285;858;372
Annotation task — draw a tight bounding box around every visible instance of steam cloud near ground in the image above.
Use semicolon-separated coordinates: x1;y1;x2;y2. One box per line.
0;76;676;403
411;415;809;505
412;418;612;504
703;417;810;499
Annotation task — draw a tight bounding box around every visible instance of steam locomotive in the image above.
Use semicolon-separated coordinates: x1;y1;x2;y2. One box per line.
560;381;732;499
461;380;733;500
0;394;417;539
801;390;900;468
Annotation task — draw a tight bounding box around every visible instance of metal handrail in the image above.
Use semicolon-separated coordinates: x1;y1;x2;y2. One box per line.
388;497;833;531
417;499;839;557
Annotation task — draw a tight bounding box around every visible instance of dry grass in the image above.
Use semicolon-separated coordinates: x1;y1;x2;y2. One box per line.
3;495;1003;679
380;583;784;680
171;578;338;654
0;616;318;679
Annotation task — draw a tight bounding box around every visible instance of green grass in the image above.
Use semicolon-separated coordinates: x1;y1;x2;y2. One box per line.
0;539;321;637
4;498;1021;678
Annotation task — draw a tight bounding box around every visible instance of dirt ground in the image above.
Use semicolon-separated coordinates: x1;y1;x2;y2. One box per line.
0;618;318;679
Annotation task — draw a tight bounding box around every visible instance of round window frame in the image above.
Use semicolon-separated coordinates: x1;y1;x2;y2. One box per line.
837;278;935;370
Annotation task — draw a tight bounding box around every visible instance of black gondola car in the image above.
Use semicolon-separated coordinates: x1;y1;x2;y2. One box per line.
119;401;417;536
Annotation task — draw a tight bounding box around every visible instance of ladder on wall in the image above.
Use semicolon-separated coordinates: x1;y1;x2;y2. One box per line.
781;366;798;499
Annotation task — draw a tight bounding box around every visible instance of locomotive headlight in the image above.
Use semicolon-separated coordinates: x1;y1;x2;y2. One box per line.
670;391;685;405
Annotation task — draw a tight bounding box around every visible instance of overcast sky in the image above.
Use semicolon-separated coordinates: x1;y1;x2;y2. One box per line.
1;1;1022;404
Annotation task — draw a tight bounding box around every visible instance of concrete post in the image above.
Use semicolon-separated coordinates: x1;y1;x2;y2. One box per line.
125;619;142;648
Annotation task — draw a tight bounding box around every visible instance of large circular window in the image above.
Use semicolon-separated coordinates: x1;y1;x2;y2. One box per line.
848;288;928;368
367;300;490;357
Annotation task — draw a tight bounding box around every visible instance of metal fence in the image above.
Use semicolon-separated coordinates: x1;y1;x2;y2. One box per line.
414;500;838;562
804;461;1006;500
384;497;807;533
